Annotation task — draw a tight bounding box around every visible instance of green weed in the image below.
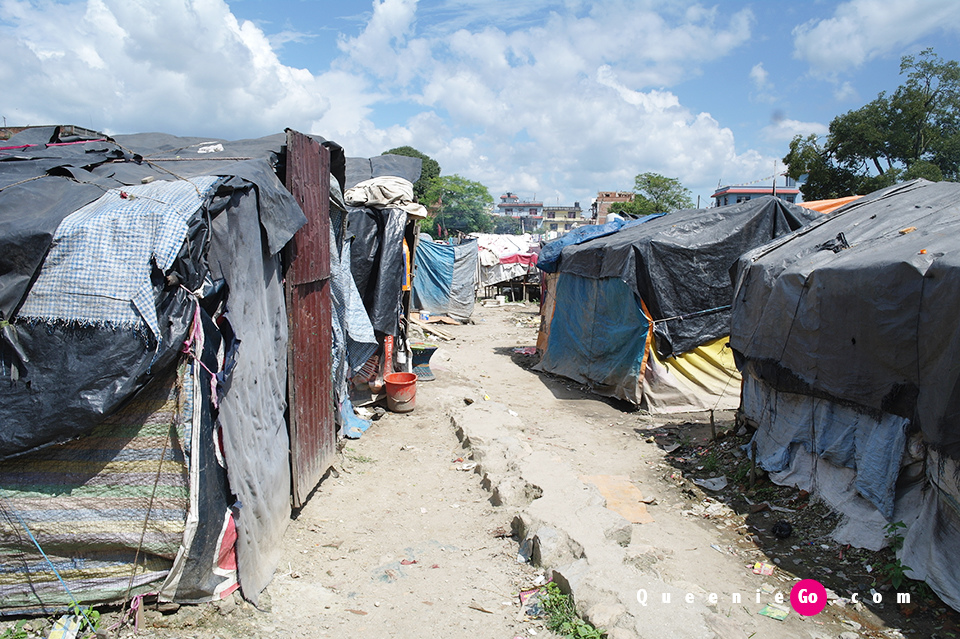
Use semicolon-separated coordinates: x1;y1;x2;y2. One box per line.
539;582;606;639
701;448;720;473
344;447;375;464
877;521;911;590
0;620;28;639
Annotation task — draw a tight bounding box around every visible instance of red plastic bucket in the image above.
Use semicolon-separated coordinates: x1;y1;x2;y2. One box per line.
384;372;417;413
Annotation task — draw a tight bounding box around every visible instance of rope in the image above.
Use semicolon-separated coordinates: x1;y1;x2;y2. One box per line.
179;298;219;407
711;341;739;413
0;174;46;194
142;157;253;162
115;400;173;635
652;304;731;325
111;142;203;197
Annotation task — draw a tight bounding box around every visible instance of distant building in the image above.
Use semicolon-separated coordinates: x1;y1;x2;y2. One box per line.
590;191;633;225
496;192;544;233
497;192;543;217
711;178;799;207
542;202;583;233
0;126;28;141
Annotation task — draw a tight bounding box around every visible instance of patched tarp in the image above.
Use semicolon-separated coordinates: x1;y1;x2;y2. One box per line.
471;233;539;287
344;154;422;191
1;173;219;459
413;234;478;321
534;197;814;411
729;178;960;611
556;196;818;358
0;127;309;610
536;215;664;274
730;180;960;449
537;275;651;403
348;205;407;336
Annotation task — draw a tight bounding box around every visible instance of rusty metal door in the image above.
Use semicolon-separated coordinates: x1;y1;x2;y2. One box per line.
284;129;335;508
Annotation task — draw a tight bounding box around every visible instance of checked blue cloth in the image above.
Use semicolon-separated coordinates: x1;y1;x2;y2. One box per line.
17;176;221;343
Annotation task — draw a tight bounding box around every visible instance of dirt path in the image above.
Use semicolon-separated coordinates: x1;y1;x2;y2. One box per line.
85;300;934;639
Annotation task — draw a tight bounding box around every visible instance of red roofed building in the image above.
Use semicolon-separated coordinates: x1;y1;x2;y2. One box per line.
711;178;800;207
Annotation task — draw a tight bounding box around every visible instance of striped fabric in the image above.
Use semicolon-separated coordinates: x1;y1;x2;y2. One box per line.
0;367;190;614
17;176;221;343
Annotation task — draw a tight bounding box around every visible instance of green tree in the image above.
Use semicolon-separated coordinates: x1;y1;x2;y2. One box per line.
421;174;494;237
784;49;960;199
492;215;522;234
609;196;654;217
783;134;865;200
382;146;441;201
611;172;693;216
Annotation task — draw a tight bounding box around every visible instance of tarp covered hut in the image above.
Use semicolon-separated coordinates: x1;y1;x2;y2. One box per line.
412;234;478;322
730;179;960;609
340;159;425;410
0;126;344;613
535;196;818;412
470;233;539;289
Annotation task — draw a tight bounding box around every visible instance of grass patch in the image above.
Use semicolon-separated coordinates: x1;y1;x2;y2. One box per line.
701;448;720;473
540;582;606;639
344;447;375;464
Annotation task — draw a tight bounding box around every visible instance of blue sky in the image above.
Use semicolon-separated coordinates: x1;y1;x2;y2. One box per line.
3;0;960;207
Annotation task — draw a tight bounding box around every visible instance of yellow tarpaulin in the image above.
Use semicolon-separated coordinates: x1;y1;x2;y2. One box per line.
641;336;741;413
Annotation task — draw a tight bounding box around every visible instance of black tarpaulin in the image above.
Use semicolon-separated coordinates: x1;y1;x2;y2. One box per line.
347;205;407;335
0;143;129;321
345;154;422;190
556;196;818;357
0;126;309;609
730;179;960;454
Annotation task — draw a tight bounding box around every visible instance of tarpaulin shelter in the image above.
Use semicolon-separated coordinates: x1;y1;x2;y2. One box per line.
412;234;478;321
535;197;818;412
341;159;425;410
0;126;343;613
730;179;960;610
469;233;539;289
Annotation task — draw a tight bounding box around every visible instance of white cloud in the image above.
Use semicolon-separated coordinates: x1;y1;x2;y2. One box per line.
750;63;769;90
354;2;762;199
0;0;334;136
761;118;829;143
0;0;773;204
833;81;858;102
792;0;960;76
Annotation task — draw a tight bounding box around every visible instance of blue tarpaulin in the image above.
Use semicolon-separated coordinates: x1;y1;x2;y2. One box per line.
537;275;650;404
413;234;477;321
536;215;665;274
536;197;818;409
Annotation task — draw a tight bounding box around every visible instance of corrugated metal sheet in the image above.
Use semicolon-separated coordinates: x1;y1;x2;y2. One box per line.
284;130;335;508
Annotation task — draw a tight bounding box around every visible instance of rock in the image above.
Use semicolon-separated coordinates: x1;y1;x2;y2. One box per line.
550;559;591;597
216;592;238;616
578;505;632;547
839;632;860;639
258;587;273;612
531;526;582;566
177;606;205;627
584;602;625;629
